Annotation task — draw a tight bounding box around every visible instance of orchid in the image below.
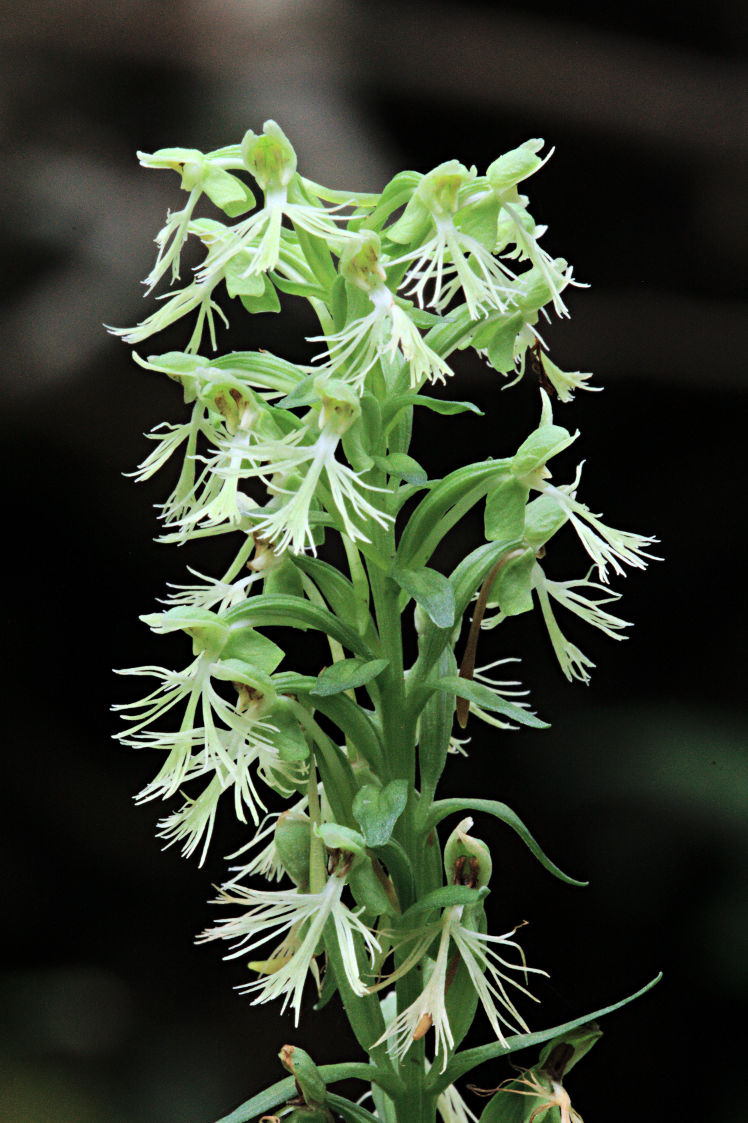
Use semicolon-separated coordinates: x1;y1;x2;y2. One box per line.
113;121;660;1123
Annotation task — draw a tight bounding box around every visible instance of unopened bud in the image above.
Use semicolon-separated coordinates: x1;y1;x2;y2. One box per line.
443;816;492;888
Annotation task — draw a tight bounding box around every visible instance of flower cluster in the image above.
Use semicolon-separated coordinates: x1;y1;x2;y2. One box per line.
114;121;657;1120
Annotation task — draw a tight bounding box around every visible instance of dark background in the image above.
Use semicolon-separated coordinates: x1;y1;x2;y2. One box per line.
2;2;746;1120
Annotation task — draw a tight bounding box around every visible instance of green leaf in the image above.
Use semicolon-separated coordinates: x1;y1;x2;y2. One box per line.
352;779;408;846
212;1063;402;1123
484;476;530;543
224;595;374;660
373;452;428;485
326;1093;381;1123
391;566;455;628
472;312;524;373
432;677;549;729
429;974;663;1093
399;884;489;923
396;460;512;571
428;798;586;887
311;657;389;697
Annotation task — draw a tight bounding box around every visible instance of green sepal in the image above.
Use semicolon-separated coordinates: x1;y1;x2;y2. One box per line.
486;139;545;193
263;558;306;598
202;166;256;215
486;546;535;616
512;424;574;479
271;272;329;302
348;858;396;916
239;274;281;314
456;189;501;250
224;262;267;299
352;779;408;846
275;809;312;887
431;677;548;729
399;884;490;924
373;452;428;485
427;798;586;887
271;706;310;762
391;566;455;629
538;1020;603;1075
524;493;569;551
221;625;285;672
473;311;525;373
484;476;530;542
210;659;276;699
276;370;322;410
311;657;389;697
315;822;367;855
429;974;663;1093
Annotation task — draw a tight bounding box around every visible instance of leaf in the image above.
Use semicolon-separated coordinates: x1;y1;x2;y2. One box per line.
433;677;549;729
373;452;428;485
352;779;408;846
212;1063;401;1123
429;974;663;1093
384;393;483;432
326;1093;381;1123
391;566;455;629
428;798;586;887
399;884;490;923
311;658;389;697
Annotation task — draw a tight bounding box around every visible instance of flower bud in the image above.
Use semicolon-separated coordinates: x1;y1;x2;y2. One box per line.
274;810;312;888
279;1044;327;1107
443;816;492;888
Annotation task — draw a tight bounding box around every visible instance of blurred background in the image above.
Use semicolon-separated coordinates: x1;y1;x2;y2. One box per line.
1;1;746;1120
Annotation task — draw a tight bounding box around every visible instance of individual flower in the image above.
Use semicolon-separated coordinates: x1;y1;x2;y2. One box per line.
387;161;518;320
242;377;391;554
310;232;453;391
113;610;292;837
540;463;659;583
136;146;255;293
195;121;354;288
531;563;630;684
374;903;543;1071
198;874;380;1025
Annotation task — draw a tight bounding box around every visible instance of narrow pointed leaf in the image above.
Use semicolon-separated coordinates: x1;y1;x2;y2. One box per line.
391;566;455;628
311;658;389;697
433;677;549;729
428;798;586;886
